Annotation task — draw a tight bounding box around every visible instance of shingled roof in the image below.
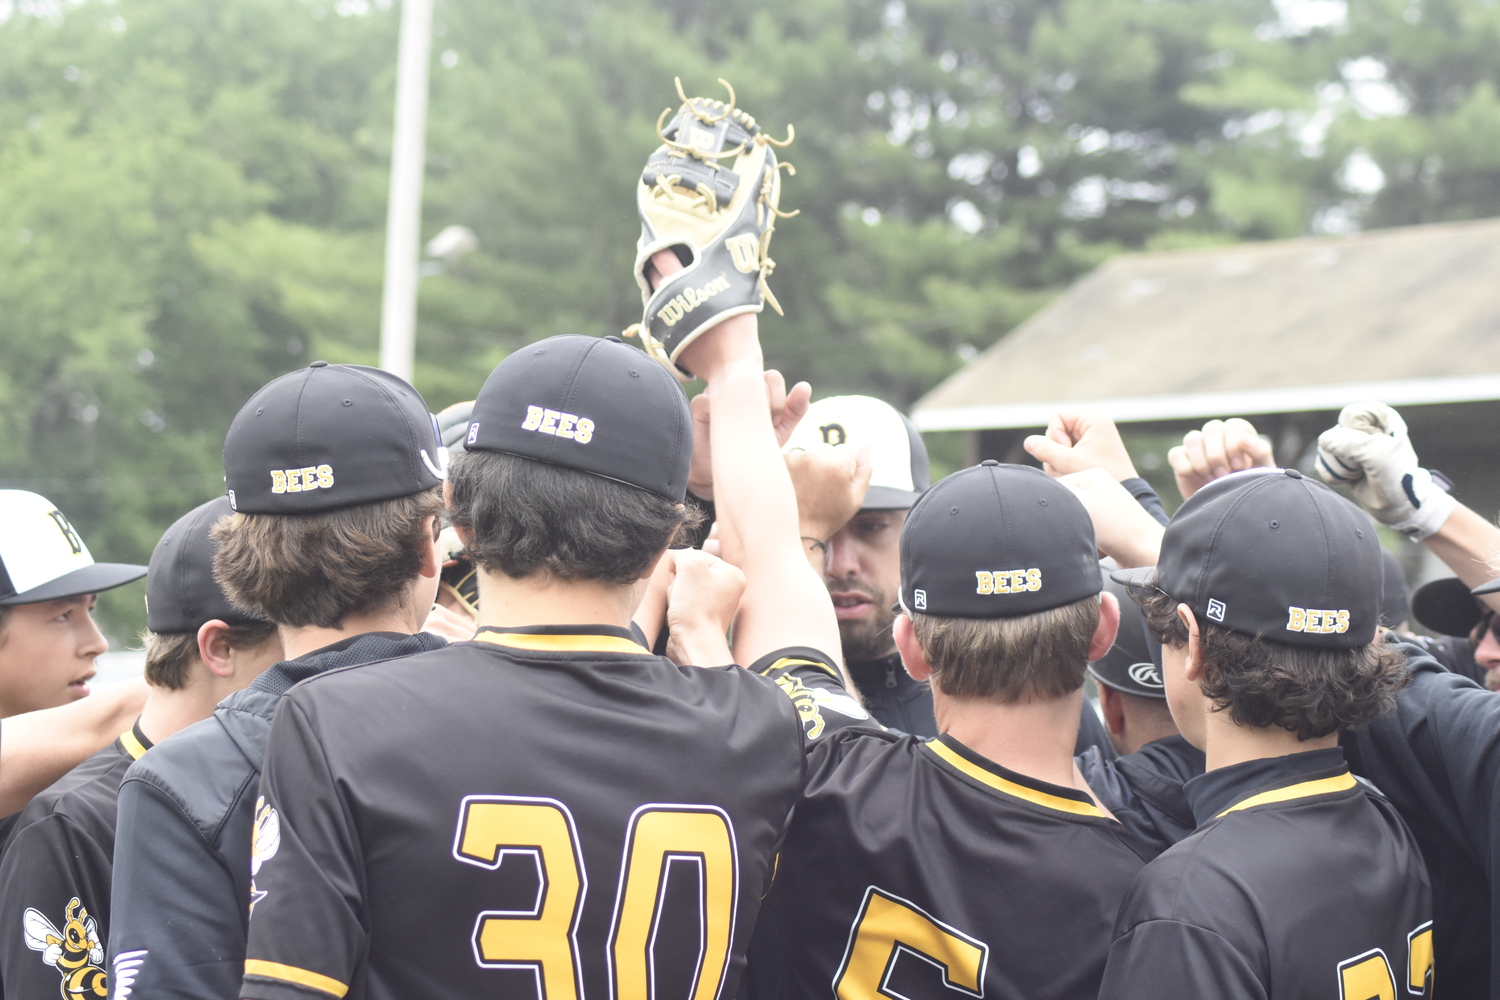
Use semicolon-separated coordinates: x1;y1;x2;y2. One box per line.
913;217;1500;431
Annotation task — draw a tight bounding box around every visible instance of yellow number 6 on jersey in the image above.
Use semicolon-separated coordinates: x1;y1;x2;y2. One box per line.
834;886;988;1000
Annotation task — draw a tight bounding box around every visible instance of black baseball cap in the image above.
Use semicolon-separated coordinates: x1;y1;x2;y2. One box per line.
1410;577;1482;637
898;461;1101;618
1113;469;1383;649
1088;575;1166;699
224;362;444;514
0;490;146;605
464;336;692;502
146;496;266;633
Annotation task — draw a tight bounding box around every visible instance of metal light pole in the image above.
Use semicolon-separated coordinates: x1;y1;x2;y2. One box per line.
378;0;435;383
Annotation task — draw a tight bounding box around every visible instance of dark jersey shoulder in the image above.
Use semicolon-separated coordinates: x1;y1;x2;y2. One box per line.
744;729;1150;1000
0;734;143;1000
242;632;815;1000
1102;755;1433;1000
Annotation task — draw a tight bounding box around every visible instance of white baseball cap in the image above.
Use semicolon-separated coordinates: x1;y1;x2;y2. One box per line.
784;395;931;509
0;491;146;605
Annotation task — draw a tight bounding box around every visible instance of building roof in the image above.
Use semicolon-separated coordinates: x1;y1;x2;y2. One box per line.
913;217;1500;431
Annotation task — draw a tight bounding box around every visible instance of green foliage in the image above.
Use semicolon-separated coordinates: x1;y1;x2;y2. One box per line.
0;0;1493;642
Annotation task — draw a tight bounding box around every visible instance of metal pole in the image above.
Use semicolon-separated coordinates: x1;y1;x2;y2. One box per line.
378;0;434;382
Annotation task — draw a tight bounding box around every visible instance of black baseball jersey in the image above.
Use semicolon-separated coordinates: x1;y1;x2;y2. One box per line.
742;728;1153;1000
240;625;851;1000
1100;747;1433;1000
0;722;151;1000
1342;641;1500;996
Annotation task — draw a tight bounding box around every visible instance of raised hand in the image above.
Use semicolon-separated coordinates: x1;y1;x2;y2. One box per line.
1168;417;1275;501
1023;412;1138;482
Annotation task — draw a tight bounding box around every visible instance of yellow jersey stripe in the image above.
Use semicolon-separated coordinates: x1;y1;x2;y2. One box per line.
759;657;840;680
1216;772;1358;817
925;740;1106;818
119;729;149;761
474;632;650;655
243;960;348;998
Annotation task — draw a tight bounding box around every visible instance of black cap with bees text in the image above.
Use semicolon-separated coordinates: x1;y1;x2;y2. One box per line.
223;362;444;514
146;496;266;633
898;462;1102;618
464;336;692;502
1113;468;1383;649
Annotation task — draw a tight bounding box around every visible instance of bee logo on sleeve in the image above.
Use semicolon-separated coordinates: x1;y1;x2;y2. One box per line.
249;796;281;915
270;465;335;495
24;898;106;1000
1286;607;1351;634
975;569;1042;595
770;674;869;740
520;405;595;444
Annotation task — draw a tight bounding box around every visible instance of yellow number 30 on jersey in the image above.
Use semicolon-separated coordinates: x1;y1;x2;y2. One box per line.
453;795;738;1000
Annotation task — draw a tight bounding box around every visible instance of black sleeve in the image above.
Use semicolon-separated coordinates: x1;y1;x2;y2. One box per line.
748;647;879;743
240;697;365;1000
1342;646;1500;994
1099;919;1267;1000
1119;477;1171;527
0;814;110;999
109;775;248;1000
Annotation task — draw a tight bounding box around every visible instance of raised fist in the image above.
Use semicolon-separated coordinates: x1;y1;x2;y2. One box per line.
1315;401;1454;540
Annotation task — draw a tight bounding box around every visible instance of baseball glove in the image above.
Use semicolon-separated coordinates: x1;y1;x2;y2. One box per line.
625;78;796;381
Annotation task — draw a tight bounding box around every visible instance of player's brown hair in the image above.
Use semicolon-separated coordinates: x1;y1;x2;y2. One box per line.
447;450;699;585
1138;583;1408;739
139;620;279;690
910;594;1100;702
212;488;442;629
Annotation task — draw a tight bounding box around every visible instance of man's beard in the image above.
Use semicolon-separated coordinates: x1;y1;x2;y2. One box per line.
836;579;898;662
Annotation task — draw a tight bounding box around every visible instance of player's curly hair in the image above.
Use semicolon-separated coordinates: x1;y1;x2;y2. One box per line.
212;488;443;629
1137;582;1408;739
447;450;700;585
911;594;1100;702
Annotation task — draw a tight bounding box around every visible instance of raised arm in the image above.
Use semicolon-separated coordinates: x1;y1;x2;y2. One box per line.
1315;401;1500;610
650;250;844;671
0;679;147;817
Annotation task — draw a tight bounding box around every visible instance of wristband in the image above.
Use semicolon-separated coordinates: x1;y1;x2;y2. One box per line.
1390;470;1457;541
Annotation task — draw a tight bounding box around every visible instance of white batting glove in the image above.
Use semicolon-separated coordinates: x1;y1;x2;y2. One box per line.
1315;401;1455;540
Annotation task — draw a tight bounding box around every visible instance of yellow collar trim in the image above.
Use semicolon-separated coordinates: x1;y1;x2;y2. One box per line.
474;631;650;655
925;740;1105;818
119;728;149;761
1216;771;1358;818
244;960;348;998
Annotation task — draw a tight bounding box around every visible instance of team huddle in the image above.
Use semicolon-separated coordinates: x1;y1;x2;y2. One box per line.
0;80;1498;1000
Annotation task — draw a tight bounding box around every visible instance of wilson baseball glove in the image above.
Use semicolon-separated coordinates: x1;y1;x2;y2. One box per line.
625;78;795;381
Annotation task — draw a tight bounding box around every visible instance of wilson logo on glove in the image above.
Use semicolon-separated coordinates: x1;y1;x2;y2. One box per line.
624;77;797;382
655;274;732;327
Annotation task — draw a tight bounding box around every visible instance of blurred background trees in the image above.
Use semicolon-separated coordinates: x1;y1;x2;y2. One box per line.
0;0;1497;638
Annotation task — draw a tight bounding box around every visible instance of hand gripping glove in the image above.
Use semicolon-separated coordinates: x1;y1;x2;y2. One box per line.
625;78;796;381
1315;401;1455;540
